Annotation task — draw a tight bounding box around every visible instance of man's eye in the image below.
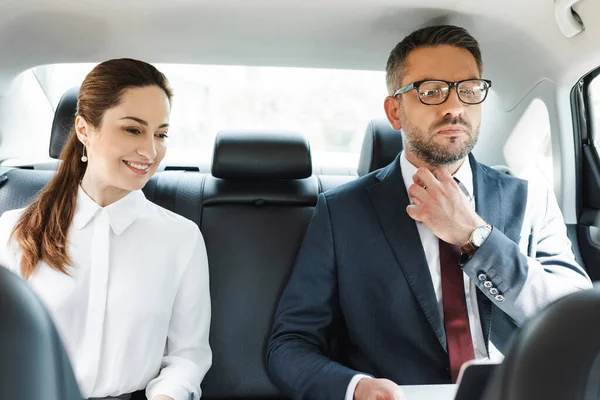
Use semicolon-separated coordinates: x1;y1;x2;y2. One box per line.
422;90;440;97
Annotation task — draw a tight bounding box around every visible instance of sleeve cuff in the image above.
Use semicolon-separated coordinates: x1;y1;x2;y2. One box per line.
345;374;373;400
146;379;194;400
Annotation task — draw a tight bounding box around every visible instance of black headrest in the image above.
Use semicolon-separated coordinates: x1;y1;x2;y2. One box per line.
483;287;600;400
49;87;79;159
211;130;312;180
0;266;83;399
357;119;403;177
203;175;319;206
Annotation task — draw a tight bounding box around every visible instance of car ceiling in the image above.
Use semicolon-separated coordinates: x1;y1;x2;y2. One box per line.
0;0;599;110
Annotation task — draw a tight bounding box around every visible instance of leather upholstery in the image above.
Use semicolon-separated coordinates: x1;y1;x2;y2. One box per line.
49;87;78;159
357;118;403;177
212;130;312;180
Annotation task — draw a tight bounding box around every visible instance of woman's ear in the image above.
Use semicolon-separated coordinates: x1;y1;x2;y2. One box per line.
74;116;90;146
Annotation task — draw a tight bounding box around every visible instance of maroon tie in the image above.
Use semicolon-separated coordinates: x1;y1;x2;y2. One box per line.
439;239;475;382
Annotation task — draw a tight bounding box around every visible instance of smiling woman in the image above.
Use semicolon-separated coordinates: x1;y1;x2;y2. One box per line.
0;59;212;400
75;85;171;206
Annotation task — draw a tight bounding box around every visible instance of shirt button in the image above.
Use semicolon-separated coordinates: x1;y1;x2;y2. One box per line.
489;288;499;296
483;281;493;288
478;273;487;282
495;294;505;302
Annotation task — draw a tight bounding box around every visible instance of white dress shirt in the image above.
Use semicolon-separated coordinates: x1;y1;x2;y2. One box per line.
0;187;212;400
345;152;503;400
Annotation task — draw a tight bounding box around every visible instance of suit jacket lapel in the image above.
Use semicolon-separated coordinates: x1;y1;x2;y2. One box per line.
366;155;447;351
471;154;504;235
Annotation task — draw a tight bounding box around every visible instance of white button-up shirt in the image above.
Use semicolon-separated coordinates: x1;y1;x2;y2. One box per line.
0;187;212;400
399;152;502;362
345;152;502;399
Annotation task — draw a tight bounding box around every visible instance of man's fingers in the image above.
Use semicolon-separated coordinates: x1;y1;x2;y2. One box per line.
432;168;462;197
407;183;427;204
432;167;453;183
382;379;406;400
406;204;422;221
413;168;439;191
393;386;406;400
412;172;427;188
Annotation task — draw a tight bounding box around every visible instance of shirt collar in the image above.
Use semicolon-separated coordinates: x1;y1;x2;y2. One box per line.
399;151;474;199
72;187;147;235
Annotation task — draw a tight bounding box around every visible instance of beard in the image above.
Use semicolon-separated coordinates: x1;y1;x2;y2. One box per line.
400;110;480;167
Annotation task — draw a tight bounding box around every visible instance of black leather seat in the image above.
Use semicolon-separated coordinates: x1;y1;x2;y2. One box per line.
483;287;600;400
357;118;403;176
200;130;319;399
50;86;79;159
0;266;83;400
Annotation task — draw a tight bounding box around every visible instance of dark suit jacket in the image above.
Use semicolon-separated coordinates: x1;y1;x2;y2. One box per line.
266;154;590;400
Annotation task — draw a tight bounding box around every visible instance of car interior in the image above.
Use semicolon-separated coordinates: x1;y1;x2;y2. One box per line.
1;0;600;399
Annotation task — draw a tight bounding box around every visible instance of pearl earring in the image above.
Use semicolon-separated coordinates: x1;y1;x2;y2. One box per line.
81;146;88;163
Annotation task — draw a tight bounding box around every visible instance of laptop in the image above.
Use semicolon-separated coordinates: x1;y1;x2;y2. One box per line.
453;360;500;400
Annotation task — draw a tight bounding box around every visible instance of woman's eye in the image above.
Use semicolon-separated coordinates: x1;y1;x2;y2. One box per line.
126;128;142;135
156;133;169;139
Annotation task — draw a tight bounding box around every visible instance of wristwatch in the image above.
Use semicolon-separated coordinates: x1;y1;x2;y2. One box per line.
460;223;493;257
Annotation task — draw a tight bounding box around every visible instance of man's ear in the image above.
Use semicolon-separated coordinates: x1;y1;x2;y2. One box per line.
384;96;403;131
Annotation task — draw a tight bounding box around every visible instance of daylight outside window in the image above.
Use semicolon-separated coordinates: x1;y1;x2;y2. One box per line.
25;64;389;171
590;74;600;156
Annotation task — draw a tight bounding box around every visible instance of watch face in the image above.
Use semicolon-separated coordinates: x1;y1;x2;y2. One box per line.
472;226;490;247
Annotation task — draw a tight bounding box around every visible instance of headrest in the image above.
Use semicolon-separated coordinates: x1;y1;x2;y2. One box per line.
203;175;319;206
49;87;79;159
211;130;312;180
357;118;403;177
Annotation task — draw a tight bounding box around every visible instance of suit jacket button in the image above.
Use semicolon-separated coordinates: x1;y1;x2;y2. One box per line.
441;367;451;379
495;294;505;302
483;281;493;288
478;273;487;282
489;288;499;295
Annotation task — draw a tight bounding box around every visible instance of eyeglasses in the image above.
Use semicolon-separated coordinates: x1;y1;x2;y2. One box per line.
393;79;492;105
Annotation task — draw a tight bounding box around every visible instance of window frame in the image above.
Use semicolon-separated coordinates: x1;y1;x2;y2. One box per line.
570;67;600;215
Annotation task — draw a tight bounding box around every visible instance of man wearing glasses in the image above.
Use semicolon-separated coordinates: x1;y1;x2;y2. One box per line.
267;25;592;400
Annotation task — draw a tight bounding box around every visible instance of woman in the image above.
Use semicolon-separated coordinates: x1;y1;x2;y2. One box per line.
0;59;211;400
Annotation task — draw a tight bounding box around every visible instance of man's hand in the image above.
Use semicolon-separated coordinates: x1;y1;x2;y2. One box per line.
151;396;174;400
354;377;406;400
406;167;485;245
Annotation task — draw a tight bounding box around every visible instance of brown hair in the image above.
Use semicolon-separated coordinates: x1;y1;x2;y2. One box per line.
11;58;173;279
385;25;483;95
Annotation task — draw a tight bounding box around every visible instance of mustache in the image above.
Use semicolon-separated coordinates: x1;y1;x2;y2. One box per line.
432;115;471;130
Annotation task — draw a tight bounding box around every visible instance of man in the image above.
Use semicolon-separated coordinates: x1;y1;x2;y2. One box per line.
266;25;592;400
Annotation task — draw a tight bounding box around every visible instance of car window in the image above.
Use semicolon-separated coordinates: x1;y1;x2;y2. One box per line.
26;64;388;169
590;74;600;154
502;98;553;188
